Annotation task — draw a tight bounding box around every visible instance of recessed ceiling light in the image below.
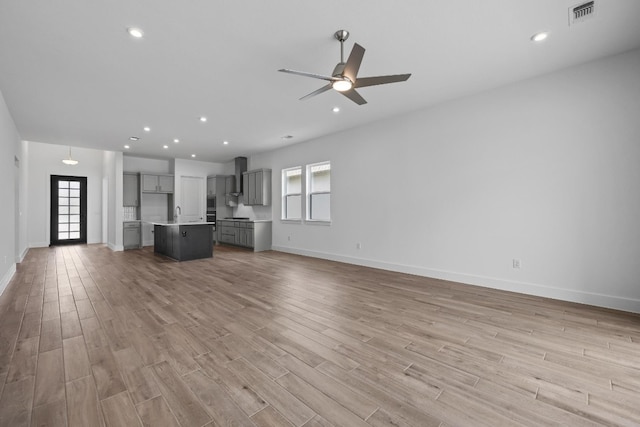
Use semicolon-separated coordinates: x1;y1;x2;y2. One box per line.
531;31;549;42
163;145;169;149
124;145;130;149
129;136;140;141
127;27;144;38
223;141;229;145
332;107;340;113
143;126;150;132
199;116;207;123
173;139;180;143
191;154;196;158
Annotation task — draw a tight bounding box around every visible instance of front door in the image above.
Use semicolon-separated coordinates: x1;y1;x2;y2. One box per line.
50;175;87;245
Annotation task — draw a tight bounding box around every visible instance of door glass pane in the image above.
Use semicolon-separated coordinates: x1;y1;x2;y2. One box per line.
69;223;80;232
69;189;80;198
69;198;80;206
59;224;69;232
70;181;80;189
59;206;69;214
59;181;69;188
59;189;69;197
58;215;69;224
59;198;69;206
69;232;80;239
59;232;68;240
70;206;80;214
69;215;80;223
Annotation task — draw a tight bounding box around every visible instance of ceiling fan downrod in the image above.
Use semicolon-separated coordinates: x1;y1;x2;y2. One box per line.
334;30;349;64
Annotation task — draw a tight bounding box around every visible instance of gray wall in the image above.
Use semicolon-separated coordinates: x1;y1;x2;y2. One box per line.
252;48;640;313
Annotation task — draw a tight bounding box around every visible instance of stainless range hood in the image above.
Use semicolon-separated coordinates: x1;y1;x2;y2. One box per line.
229;156;247;196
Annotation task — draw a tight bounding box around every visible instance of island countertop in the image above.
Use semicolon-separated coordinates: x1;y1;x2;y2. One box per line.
146;220;215;226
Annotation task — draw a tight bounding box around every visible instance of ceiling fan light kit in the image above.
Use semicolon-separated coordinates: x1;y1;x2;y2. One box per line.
279;29;411;105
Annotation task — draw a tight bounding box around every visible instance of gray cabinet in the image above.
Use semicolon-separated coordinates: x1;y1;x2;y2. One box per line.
154;224;214;261
142;174;174;193
238;223;254;247
218;223;237;245
123;173;139;206
123;221;141;249
242;169;271;206
216;220;271;252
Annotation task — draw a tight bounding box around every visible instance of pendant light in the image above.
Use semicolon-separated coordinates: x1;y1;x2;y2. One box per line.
62;147;79;165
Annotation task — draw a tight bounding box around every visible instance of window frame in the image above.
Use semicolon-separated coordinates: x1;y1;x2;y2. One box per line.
306;161;331;224
281;166;302;222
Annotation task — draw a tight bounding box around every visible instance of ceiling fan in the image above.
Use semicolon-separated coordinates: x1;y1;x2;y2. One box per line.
279;30;411;105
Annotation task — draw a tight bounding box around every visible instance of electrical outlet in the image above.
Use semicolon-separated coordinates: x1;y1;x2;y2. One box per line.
512;258;521;269
356;242;362;250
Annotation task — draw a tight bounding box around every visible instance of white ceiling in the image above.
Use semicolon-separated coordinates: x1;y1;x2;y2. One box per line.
1;0;640;163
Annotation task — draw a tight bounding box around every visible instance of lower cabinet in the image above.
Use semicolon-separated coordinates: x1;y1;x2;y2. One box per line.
123;222;141;250
154;224;214;261
216;220;271;252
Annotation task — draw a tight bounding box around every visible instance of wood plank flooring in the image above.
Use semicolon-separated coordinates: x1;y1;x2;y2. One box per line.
1;244;639;426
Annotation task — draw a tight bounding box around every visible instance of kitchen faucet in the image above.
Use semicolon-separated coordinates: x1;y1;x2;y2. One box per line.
174;205;181;222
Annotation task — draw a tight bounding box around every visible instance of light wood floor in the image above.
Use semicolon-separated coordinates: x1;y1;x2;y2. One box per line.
1;245;639;427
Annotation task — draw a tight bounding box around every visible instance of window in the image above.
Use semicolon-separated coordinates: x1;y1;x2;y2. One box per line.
307;161;331;222
282;166;302;220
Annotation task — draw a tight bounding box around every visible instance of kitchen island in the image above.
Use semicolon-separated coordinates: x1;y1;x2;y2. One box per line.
149;221;214;261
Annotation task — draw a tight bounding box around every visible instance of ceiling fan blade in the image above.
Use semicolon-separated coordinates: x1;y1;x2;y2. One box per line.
278;69;338;82
354;74;411;88
340;88;367;105
343;43;365;82
300;84;332;101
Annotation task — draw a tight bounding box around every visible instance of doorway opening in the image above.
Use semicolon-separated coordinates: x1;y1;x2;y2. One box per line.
50;175;87;246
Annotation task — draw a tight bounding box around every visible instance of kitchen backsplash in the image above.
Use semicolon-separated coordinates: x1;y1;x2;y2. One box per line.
123;206;138;220
233;203;271;220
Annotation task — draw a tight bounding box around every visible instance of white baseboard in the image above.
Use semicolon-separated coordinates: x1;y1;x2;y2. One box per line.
0;263;17;297
30;241;49;248
16;247;29;263
272;245;640;314
108;243;124;252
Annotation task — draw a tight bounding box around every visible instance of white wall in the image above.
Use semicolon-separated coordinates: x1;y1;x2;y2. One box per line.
253;48;640;313
0;89;21;295
18;140;29;261
25;141;106;247
103;151;123;250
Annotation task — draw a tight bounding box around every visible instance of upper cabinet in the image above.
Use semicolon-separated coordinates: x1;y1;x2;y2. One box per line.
123;173;140;206
242;169;271;206
141;174;174;193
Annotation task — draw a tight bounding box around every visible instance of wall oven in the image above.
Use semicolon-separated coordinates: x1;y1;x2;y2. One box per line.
206;211;216;229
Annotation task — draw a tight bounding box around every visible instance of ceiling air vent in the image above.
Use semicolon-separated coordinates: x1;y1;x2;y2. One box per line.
569;1;596;26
